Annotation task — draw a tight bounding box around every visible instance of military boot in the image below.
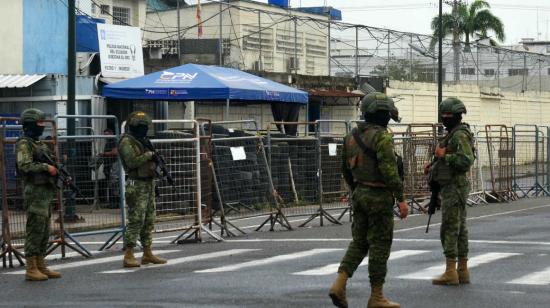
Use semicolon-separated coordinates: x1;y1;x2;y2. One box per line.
367;284;400;308
25;257;48;281
141;246;167;265
457;257;470;284
123;247;140;268
432;259;459;285
36;256;61;278
328;271;348;308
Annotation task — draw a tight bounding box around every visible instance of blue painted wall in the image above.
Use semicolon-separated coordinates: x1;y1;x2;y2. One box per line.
23;0;68;74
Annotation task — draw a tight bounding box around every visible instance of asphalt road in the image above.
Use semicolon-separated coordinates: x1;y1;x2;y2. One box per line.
2;198;550;308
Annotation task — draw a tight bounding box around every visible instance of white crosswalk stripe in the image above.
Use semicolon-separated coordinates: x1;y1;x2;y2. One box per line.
195;248;343;273
100;249;260;274
293;250;430;276
4;250;180;275
507;266;550;285
397;252;520;280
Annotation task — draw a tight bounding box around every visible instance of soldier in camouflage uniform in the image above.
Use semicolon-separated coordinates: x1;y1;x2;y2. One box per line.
428;98;475;285
329;93;409;308
119;111;167;267
16;108;62;281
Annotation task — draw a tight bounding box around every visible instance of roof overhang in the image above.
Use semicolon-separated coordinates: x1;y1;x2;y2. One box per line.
0;74;47;89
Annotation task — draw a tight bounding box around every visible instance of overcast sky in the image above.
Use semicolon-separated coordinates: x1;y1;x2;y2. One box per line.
209;0;550;45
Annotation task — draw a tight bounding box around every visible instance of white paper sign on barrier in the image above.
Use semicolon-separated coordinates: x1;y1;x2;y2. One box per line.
230;146;246;161
328;143;338;156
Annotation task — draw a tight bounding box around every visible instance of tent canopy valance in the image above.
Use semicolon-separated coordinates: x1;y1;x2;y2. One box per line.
102;64;308;104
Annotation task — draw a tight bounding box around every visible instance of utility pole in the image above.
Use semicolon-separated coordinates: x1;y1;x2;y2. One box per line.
355;26;359;79
438;0;443;124
66;0;78;221
258;10;262;71
219;0;223;66
177;0;181;64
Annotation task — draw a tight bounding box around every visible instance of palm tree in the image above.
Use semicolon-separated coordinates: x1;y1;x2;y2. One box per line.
430;0;505;81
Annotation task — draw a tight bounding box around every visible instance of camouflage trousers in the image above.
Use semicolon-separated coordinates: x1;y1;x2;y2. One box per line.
23;184;55;257
124;179;156;249
338;186;394;285
440;182;470;259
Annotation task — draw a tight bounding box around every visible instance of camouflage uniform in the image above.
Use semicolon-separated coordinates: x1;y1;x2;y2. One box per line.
118;129;156;249
431;97;475;286
438;125;475;259
338;121;404;283
16;137;56;257
330;93;404;308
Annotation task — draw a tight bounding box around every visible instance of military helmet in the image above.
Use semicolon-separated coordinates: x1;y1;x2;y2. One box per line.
127;111;152;127
21;108;46;125
360;92;392;114
440;97;467;114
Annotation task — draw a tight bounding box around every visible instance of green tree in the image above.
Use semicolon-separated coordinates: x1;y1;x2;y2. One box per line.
430;0;505;81
370;59;436;83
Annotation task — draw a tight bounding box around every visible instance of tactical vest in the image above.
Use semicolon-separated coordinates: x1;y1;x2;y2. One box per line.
119;134;156;180
430;124;474;185
15;137;55;186
345;125;386;184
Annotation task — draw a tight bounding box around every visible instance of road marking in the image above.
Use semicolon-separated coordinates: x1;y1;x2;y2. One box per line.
4;250;180;275
100;249;260;274
395;204;550;233
195;249;343;273
293;249;429;276
398;252;520;280
507;266;550;285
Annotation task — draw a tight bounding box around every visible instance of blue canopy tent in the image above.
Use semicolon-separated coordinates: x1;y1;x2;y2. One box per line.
103;64;308;119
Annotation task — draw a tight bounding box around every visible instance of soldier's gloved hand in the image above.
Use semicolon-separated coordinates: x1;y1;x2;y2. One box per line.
47;164;58;176
435;146;446;158
398;200;409;219
423;163;431;175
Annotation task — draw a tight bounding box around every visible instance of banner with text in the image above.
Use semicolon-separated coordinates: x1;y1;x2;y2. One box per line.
97;23;144;79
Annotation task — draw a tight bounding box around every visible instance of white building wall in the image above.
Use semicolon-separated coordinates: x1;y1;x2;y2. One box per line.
0;0;23;74
144;1;329;75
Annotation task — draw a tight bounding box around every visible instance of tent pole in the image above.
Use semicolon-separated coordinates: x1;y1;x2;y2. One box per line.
225;99;230;120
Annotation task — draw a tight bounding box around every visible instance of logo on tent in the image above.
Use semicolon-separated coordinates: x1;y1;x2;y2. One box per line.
156;71;198;83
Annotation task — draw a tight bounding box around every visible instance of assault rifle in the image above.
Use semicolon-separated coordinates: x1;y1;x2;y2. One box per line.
425;152;443;233
38;152;87;201
140;137;175;187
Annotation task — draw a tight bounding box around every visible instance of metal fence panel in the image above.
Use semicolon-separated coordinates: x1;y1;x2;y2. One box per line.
484;125;516;202
205;120;291;235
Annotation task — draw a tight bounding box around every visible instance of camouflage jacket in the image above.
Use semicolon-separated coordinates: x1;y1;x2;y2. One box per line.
342;122;404;202
15;137;56;187
118;134;155;180
441;124;475;185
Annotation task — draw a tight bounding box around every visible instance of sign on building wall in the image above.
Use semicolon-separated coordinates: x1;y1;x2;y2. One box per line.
97;23;144;78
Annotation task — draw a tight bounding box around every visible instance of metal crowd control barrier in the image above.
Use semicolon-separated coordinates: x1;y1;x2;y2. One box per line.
484;125;516;202
121;119;222;243
467;125;488;206
299;120;348;227
267;122;320;222
512;125;549;197
55;115;123;256
1;119;28;267
205;120;291;236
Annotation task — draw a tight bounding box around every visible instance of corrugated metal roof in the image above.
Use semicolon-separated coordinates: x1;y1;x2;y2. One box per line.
0;74;47;88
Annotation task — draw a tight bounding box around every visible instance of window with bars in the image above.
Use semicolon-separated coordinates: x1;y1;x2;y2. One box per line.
509;68;528;76
112;6;130;25
100;5;109;14
484;69;495;76
460;67;475;75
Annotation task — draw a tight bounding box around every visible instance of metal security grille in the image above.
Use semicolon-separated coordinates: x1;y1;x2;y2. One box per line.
55;115;123;255
484;125;516;202
267;122;319;220
112;6;130;25
512;125;549;198
205;121;290;236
